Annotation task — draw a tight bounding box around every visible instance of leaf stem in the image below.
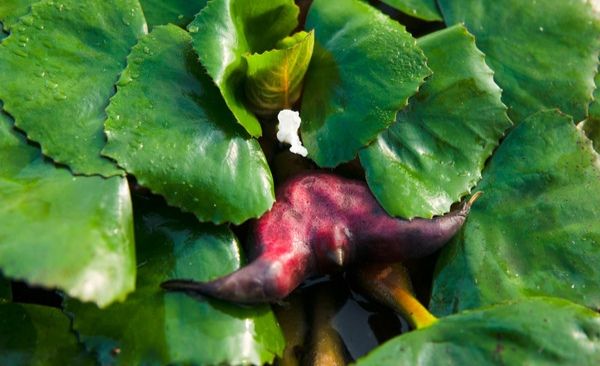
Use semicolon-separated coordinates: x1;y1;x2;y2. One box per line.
354;263;437;330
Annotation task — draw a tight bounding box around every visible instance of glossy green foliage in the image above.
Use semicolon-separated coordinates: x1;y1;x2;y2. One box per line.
0;0;146;176
301;0;430;167
0;276;10;302
585;66;600;152
188;0;299;137
0;0;35;30
65;197;285;366
437;0;600;122
0;303;94;366
244;31;314;116
590;66;600;122
382;0;442;21
356;298;600;365
431;110;600;315
103;25;274;225
139;0;206;29
360;25;511;219
0;107;135;307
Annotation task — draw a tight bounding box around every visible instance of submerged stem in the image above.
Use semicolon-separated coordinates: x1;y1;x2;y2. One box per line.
354;263;437;330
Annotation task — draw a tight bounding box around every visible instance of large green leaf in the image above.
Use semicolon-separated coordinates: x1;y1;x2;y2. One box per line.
244;30;314;116
1;303;94;366
139;0;206;30
65;196;285;366
188;0;299;137
0;0;146;176
360;25;511;219
356;298;600;365
0;276;10;302
300;0;430;167
0;106;135;307
381;0;442;21
437;0;600;122
0;0;35;30
431;110;600;315
103;25;274;225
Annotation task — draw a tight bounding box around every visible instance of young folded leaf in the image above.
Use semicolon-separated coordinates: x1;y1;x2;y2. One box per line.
189;0;299;137
245;31;315;117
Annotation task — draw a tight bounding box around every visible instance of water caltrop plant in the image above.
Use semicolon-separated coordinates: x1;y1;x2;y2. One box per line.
1;0;600;365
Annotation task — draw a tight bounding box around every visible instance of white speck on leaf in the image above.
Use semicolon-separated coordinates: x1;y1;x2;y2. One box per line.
277;109;308;157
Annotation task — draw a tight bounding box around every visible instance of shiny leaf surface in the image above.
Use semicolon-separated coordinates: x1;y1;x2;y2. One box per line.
139;0;206;29
431;110;600;315
0;0;35;30
360;25;511;219
103;25;274;225
0;0;146;176
356;298;600;365
244;30;314;116
65;196;285;366
381;0;442;21
584;65;600;152
0;107;135;307
590;65;600;123
188;0;299;137
301;0;430;167
0;303;94;366
437;0;600;122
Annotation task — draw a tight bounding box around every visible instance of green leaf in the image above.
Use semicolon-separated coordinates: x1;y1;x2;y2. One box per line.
437;0;600;122
356;298;600;365
590;64;600;123
188;0;299;137
0;0;35;30
430;110;600;315
103;25;274;225
1;303;94;366
584;64;600;152
300;0;430;167
0;276;10;302
381;0;442;22
360;25;512;219
65;196;285;366
0;106;135;307
0;0;147;176
139;0;206;30
244;30;314;116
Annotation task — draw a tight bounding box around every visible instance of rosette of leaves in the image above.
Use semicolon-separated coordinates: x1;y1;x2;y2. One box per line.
2;0;600;363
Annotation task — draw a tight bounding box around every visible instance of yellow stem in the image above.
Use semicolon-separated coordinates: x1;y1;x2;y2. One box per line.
355;263;437;330
468;191;483;207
